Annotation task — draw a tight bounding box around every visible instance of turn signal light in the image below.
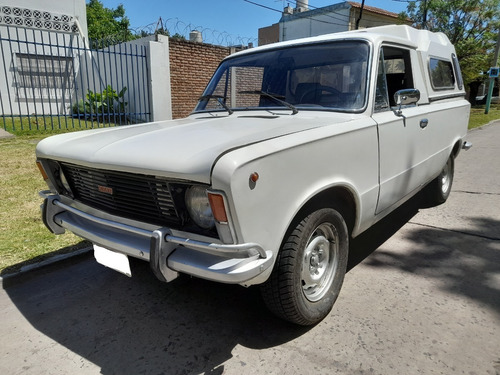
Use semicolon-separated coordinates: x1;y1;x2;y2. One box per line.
36;161;49;180
208;193;228;223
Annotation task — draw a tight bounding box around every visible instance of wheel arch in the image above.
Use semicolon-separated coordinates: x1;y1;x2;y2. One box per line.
287;185;358;240
452;138;464;159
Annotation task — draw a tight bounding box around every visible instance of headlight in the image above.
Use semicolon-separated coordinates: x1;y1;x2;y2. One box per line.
59;169;73;195
185;185;215;229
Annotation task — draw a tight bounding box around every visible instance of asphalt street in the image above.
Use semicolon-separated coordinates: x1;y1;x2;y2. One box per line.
1;122;499;375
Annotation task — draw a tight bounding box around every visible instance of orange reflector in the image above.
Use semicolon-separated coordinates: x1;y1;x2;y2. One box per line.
36;161;49;180
208;193;228;223
250;172;259;183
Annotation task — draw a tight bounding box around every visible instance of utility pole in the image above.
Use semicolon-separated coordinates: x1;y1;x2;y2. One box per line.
485;29;500;114
422;0;428;29
355;0;365;30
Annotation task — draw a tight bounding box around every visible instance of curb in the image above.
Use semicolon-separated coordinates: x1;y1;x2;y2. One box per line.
469;118;500;132
0;247;92;283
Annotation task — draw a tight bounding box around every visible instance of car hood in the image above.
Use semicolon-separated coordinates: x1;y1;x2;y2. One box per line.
36;112;357;183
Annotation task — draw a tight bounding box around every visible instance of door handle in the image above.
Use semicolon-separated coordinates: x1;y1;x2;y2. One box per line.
420;119;428;129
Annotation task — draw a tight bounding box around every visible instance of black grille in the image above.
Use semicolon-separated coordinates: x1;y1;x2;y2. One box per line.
60;162;182;227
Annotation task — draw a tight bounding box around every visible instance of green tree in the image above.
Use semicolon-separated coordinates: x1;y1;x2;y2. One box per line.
86;0;134;43
401;0;500;103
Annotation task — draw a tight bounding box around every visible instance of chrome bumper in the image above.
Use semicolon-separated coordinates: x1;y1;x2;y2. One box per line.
40;192;273;284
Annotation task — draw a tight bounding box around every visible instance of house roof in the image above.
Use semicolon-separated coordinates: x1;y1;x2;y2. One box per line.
280;1;404;22
347;1;402;19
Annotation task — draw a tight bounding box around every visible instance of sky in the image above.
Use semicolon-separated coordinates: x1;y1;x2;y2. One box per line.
98;0;409;45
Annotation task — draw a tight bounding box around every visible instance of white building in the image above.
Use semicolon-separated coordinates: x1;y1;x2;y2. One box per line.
259;1;409;45
0;0;88;117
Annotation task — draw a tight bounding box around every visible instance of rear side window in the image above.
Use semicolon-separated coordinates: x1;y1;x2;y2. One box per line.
429;58;455;89
452;54;464;90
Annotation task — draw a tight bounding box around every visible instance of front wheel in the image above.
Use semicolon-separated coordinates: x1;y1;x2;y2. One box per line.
261;208;349;325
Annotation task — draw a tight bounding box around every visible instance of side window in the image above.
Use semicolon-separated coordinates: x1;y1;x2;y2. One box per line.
375;46;415;109
452;54;464;90
429;58;455;89
375;50;390;112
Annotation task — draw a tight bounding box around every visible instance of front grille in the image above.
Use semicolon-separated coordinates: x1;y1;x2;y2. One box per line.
60;162;183;227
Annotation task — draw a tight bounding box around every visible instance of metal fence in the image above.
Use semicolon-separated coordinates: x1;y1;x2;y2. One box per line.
0;24;151;132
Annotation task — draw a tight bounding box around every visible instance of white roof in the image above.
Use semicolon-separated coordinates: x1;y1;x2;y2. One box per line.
230;25;454;59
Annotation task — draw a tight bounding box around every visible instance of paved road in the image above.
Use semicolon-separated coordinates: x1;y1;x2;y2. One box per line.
1;123;499;375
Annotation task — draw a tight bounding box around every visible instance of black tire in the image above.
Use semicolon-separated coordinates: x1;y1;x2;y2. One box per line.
261;208;349;325
426;155;454;205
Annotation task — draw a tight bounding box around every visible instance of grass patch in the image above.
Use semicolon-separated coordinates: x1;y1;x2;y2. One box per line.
468;104;500;129
1;115;118;137
0;135;89;274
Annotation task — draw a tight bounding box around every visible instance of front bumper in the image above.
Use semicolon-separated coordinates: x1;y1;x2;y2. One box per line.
40;192;273;284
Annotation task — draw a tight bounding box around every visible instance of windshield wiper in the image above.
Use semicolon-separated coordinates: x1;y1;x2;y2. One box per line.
239;90;298;115
199;94;233;115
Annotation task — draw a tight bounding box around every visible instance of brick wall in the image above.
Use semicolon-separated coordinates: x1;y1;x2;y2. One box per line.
169;39;231;119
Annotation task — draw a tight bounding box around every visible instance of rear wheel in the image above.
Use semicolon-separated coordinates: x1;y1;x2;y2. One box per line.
261;208;349;325
426;155;454;205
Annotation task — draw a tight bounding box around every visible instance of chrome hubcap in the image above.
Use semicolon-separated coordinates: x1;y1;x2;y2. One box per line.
441;159;452;194
301;223;339;302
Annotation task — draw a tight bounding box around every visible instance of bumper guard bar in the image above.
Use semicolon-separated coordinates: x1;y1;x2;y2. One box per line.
40;192;273;284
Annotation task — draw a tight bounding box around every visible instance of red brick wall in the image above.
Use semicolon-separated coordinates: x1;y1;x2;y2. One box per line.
169;39;231;119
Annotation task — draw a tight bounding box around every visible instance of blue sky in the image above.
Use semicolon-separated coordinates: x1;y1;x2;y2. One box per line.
98;0;409;44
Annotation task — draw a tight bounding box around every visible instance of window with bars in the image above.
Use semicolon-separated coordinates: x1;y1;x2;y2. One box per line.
15;53;74;90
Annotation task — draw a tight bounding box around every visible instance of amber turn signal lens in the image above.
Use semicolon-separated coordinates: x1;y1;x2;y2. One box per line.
36;161;49;180
250;172;259;183
208;193;228;223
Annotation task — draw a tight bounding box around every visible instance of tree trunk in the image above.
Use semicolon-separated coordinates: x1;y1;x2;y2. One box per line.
468;80;482;105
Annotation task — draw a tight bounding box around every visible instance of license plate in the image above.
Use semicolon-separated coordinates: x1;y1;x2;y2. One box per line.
94;244;131;277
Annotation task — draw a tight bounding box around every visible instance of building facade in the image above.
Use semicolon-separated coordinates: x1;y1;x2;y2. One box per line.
259;1;408;45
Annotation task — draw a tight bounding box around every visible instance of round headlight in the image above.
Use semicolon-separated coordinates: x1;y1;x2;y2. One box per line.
185;185;215;229
59;169;73;196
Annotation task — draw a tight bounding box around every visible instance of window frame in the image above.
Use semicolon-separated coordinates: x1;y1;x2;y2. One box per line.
428;57;456;91
374;45;416;112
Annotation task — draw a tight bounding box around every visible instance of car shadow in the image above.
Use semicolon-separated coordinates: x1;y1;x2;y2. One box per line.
348;193;422;271
3;252;309;374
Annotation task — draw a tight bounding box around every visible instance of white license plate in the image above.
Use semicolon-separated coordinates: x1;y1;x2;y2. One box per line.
94;244;131;277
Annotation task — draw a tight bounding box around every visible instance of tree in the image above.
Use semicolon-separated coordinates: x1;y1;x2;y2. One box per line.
401;0;500;103
86;0;135;43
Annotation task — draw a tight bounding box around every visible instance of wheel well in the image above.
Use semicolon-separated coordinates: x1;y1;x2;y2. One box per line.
293;187;357;236
452;140;462;158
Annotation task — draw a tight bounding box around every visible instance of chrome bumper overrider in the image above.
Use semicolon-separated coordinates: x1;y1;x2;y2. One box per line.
40;192;273;284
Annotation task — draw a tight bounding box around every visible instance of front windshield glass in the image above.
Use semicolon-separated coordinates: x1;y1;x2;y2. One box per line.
194;41;370;114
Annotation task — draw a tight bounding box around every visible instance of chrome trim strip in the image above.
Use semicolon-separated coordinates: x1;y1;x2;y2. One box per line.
428;93;466;102
166;235;267;259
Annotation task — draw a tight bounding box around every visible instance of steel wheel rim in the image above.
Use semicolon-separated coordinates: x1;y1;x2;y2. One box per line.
301;222;339;302
440;158;452;194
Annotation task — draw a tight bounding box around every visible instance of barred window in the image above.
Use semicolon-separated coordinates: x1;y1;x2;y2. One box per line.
16;53;74;90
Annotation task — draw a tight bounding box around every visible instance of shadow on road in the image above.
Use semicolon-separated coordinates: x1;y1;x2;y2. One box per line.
3;252;309;374
361;216;500;317
3;191;498;374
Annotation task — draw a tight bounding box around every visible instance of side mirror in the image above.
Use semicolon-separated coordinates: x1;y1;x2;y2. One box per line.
394;88;420;106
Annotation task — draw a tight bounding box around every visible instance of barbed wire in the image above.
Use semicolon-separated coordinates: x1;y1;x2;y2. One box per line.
129;17;259;47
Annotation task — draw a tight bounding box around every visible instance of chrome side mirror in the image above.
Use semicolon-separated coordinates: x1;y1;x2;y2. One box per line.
394;89;420;120
394;88;420;107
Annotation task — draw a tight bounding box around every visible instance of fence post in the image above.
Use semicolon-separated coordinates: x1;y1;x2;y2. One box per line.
148;34;172;121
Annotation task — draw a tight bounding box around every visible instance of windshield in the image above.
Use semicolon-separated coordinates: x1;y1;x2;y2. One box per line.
194;41;370;114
